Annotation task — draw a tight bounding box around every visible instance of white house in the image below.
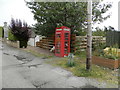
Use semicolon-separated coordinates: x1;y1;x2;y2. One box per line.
28;29;44;46
28;30;36;46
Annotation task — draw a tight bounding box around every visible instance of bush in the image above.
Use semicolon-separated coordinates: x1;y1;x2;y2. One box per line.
10;18;31;48
19;40;27;48
8;30;17;41
103;45;119;60
93;44;119;60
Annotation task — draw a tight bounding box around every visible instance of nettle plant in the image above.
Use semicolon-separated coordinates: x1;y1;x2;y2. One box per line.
10;18;31;42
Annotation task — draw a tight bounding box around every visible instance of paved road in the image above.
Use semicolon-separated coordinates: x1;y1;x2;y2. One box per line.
1;41;119;89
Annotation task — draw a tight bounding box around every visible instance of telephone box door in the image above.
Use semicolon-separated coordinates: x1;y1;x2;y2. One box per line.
55;26;70;57
55;32;61;57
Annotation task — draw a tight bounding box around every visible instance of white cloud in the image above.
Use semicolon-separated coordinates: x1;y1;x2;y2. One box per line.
0;0;36;26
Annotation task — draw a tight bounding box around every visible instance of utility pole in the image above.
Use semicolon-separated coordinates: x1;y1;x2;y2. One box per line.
86;0;92;70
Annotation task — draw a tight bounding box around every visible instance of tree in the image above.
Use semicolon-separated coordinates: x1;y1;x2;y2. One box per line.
92;27;106;36
10;18;31;48
106;26;115;31
26;2;112;36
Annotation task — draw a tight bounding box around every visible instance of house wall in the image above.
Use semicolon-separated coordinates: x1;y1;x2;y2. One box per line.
28;38;35;46
28;35;44;46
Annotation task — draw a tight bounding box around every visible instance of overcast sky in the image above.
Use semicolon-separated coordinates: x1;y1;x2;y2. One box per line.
0;0;119;30
0;0;36;26
95;0;119;30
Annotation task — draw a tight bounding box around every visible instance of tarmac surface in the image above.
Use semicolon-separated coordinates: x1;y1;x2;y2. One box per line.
0;39;119;89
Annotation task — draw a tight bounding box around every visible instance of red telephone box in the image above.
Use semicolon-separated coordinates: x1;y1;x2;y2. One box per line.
55;26;70;57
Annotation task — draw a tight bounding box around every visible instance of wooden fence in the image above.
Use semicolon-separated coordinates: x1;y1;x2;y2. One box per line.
36;34;76;51
106;31;120;48
70;34;76;52
36;35;106;52
75;36;106;50
36;35;55;50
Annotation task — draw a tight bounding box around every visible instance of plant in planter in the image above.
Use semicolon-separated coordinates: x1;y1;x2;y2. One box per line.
10;18;31;48
103;44;119;60
93;43;120;69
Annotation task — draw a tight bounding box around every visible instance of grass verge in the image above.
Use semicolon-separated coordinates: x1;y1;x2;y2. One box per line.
46;51;118;85
22;49;118;85
24;49;53;59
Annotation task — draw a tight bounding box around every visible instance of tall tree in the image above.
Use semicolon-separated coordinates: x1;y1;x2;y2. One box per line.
92;27;106;36
26;2;112;36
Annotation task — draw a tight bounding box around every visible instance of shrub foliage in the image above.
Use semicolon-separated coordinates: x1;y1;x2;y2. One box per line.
10;18;31;41
8;30;17;41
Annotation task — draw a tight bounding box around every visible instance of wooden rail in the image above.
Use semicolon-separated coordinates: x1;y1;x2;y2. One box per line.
36;35;106;53
76;36;106;49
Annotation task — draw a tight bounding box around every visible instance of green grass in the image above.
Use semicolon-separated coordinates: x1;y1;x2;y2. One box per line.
46;52;118;85
0;26;3;37
75;51;86;60
118;76;120;86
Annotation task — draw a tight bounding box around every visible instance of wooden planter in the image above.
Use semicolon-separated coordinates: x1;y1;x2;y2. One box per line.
92;56;120;69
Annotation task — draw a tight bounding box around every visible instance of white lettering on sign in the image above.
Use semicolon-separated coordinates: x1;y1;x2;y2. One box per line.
64;29;70;31
56;29;62;31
